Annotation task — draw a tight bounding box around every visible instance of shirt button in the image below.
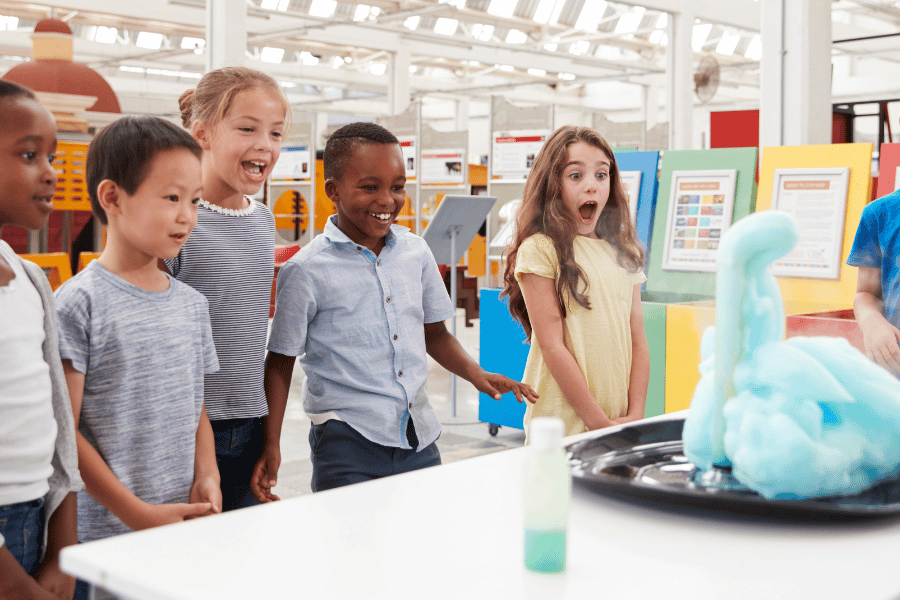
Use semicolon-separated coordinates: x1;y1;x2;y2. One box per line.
386;296;391;303
377;260;381;266
357;246;362;250
398;370;403;376
393;334;398;340
409;403;412;409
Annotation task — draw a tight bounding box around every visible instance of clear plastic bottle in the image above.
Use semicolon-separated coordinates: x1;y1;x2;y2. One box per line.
523;417;571;573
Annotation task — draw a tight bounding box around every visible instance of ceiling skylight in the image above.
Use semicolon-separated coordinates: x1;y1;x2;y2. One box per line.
574;0;608;32
615;9;644;35
136;31;163;49
745;34;762;60
299;51;319;65
404;16;421;29
716;31;741;55
434;18;459;35
0;15;18;30
180;37;205;53
472;23;494;41
487;0;516;18
93;26;117;44
309;0;336;18
506;29;527;44
260;46;285;63
691;23;712;52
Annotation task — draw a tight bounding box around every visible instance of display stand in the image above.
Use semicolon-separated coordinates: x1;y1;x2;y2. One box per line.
485;96;553;286
646;147;759;413
269;116;317;245
379;103;421;233
422;195;498;417
614;149;659;276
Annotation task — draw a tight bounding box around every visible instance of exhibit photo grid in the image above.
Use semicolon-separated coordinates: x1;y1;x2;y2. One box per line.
420;149;466;185
270;146;312;182
661;169;737;273
770;167;850;280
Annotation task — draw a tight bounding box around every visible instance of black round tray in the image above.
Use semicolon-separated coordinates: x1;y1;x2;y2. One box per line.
566;418;900;521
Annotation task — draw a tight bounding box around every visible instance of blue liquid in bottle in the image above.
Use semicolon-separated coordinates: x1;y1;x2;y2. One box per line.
524;528;567;573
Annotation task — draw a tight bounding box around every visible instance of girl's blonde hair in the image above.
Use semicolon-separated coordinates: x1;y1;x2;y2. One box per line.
501;125;644;340
178;66;289;129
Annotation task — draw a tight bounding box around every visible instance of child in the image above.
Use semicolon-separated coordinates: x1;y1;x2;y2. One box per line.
502;125;649;440
0;80;82;600
848;188;900;376
55;116;220;594
170;67;286;509
264;122;537;493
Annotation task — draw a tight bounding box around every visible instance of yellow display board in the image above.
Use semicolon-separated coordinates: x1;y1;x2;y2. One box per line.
664;301;715;412
53;141;90;211
757;143;873;308
19;253;73;291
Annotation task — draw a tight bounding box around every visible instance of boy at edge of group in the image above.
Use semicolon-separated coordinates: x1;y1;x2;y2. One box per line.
849;187;900;377
258;122;538;495
54;116;221;598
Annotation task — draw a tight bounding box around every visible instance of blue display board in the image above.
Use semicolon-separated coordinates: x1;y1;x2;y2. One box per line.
614;150;660;277
478;288;529;430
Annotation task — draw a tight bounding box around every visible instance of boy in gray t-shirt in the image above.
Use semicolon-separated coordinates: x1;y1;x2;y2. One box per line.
55;116;221;552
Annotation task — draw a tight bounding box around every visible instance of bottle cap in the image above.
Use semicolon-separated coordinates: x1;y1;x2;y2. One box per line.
529;417;564;451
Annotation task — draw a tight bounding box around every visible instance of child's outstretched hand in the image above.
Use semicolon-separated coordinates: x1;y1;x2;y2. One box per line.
134;501;217;530
473;371;539;404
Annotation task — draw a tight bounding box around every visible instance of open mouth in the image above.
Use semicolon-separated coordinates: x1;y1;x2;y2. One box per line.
368;212;393;223
34;196;54;212
242;160;267;177
578;201;597;222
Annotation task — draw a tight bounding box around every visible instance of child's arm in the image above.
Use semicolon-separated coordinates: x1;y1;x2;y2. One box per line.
519;272;614;429
63;360;213;530
614;285;649;424
189;404;221;517
32;491;78;600
854;265;900;375
424;322;539;403
0;549;57;600
251;351;296;503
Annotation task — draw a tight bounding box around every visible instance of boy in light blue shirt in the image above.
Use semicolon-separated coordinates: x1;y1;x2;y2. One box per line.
259;122;537;494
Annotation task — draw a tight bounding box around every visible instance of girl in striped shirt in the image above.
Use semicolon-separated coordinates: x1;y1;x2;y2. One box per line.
168;66;289;510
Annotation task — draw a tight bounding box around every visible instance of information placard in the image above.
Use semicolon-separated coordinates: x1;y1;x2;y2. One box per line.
491;131;548;180
421;149;465;184
619;170;642;226
661;170;737;273
771;167;850;280
270;146;310;182
399;137;416;178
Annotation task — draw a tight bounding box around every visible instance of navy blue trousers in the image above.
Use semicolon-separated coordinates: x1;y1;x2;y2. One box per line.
309;419;441;492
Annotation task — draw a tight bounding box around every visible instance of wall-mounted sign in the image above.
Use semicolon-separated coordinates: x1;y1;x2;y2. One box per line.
399;137;416;179
491;131;548;180
662;169;738;273
270;146;311;182
771;167;850;280
421;149;465;185
619;170;642;226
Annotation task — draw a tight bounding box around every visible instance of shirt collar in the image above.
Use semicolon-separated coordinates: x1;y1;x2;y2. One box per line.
322;214;408;250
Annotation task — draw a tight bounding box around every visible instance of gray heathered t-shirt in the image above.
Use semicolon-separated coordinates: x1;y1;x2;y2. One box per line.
55;261;219;543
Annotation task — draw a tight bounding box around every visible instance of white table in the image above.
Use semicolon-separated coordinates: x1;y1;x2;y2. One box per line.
62;420;900;600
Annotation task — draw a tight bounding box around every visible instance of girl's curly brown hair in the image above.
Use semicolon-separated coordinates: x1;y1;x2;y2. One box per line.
501;125;644;341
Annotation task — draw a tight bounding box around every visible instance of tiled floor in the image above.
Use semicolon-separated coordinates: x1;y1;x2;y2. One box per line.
271;310;527;500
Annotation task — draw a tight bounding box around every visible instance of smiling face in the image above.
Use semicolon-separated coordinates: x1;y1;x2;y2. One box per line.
325;141;406;254
196;86;285;200
559;140;611;238
111;148;203;261
0;97;58;231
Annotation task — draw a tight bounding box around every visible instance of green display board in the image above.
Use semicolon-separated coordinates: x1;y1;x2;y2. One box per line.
646;147;758;297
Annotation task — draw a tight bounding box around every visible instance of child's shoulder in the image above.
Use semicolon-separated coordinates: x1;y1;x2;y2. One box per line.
867;189;900;215
519;233;555;255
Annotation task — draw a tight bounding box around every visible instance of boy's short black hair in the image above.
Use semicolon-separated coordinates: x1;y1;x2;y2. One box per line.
323;122;399;180
86;115;202;225
0;80;37;102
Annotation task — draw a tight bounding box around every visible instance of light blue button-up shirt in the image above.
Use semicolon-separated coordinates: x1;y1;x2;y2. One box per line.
268;215;455;450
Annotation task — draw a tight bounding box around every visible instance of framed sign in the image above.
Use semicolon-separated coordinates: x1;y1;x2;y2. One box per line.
661;169;737;273
770;167;850;280
619;170;642;226
399;137;416;178
270;146;311;182
491;131;548;180
421;149;465;185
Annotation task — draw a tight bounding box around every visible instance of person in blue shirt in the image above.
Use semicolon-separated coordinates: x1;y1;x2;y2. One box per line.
260;122;537;494
848;188;900;376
